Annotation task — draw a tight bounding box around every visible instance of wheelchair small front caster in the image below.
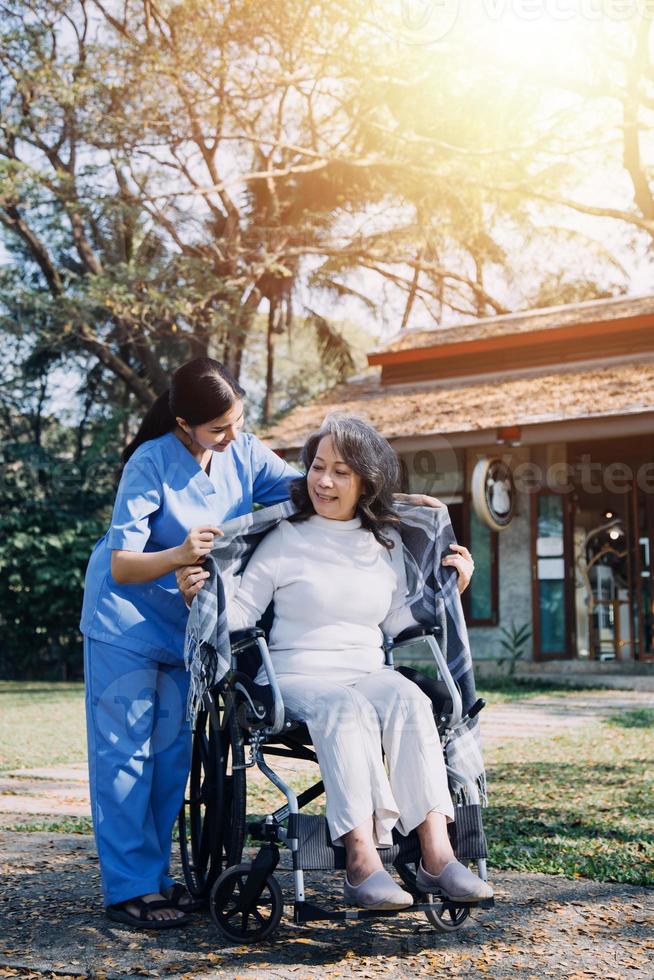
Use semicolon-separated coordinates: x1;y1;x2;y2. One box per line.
423;897;470;932
209;862;283;942
394;859;471;933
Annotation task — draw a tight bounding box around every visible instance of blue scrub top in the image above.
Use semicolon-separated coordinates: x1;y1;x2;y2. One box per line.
80;430;299;663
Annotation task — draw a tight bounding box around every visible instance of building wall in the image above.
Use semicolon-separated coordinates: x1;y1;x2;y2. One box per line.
399;439;576;663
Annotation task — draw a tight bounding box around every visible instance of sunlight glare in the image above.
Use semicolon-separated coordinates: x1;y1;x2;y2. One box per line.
466;4;595;74
472;7;590;72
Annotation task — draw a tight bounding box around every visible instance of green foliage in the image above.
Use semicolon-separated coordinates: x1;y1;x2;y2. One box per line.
7;817;94;834
0;509;105;679
0;417;119;680
495;620;532;677
242;312;373;424
606;708;654;729
1;0;629;429
476;675;586;699
404;661;589;701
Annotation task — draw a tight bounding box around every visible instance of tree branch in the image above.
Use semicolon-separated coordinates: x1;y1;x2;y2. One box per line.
0;206;62;296
76;323;156;406
622;18;654;221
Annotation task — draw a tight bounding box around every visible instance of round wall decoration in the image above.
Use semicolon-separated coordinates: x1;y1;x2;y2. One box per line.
471;457;515;531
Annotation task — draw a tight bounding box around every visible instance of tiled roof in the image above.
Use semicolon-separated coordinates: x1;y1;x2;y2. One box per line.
263;359;654;449
370;294;654;356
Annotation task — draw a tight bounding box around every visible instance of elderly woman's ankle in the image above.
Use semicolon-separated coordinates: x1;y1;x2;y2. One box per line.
345;853;383;886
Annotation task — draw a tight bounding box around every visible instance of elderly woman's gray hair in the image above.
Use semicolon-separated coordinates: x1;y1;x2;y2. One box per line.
289;414;401;548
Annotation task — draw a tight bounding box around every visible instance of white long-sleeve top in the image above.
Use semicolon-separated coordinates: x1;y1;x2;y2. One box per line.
226;514;416;682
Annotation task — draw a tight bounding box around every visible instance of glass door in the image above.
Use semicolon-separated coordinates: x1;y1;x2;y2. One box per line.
532;492;574;659
632;487;654;660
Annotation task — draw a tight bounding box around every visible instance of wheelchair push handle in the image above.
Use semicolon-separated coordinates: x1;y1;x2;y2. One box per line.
453;697;486;734
467;698;486;720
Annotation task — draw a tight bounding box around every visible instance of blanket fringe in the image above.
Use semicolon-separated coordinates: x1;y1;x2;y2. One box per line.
184;629;205;724
452;772;488;808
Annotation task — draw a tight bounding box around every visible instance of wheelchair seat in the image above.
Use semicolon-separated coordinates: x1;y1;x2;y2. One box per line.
396;664;455;721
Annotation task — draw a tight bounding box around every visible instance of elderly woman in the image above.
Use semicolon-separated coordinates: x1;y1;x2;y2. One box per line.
181;416;491;910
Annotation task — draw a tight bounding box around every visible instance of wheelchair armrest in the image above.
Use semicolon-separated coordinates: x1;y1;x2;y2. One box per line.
230;627;266;655
228;628;285;735
390;625;462;728
393;624;442;645
396;665;454;731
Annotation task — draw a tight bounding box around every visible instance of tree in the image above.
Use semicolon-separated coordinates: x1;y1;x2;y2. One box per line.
5;0;597;426
459;15;654;261
0;334;120;679
1;1;642;678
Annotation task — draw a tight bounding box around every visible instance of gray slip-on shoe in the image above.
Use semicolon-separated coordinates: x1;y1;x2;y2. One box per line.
343;868;414;910
415;859;493;901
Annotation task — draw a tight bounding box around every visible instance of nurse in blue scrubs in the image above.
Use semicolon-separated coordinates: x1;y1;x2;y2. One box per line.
80;356;301;929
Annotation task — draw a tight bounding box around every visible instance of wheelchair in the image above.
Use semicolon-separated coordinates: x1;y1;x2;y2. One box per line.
178;621;492;943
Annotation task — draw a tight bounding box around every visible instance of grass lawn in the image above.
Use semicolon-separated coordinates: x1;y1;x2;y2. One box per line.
0;681;86;772
1;679;652;886
484;715;654;887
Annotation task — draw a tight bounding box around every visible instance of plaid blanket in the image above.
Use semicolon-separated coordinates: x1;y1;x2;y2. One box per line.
184;500;486;805
394;503;487;806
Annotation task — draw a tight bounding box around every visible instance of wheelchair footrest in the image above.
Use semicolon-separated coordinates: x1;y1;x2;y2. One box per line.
436;896;494;910
293;897;492;925
290;814;421;871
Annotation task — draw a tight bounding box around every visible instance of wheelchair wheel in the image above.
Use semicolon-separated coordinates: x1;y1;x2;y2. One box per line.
179;688;246;898
423;899;470;932
209;863;283;942
394;860;470;933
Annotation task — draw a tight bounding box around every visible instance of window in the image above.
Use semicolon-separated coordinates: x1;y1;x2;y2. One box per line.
534;493;567;656
465;505;498;625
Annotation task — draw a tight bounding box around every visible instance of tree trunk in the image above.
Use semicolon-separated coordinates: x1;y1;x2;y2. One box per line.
262;301;276;425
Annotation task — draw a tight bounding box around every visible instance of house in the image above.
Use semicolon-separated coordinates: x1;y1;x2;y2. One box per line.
264;294;654;670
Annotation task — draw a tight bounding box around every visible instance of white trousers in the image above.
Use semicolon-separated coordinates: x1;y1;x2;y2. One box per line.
277;666;454;847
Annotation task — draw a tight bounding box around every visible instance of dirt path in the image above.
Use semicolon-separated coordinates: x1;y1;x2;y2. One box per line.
1;690;652;978
0;830;652;980
479;688;654;744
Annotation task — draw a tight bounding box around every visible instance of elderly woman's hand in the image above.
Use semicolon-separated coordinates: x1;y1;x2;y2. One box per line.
176;563;210;607
442;544;474;594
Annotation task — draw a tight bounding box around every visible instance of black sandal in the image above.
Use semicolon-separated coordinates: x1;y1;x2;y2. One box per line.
163;882;207;913
106;896;190;930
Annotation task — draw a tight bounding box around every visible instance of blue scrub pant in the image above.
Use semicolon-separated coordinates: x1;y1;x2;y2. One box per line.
83;638;192;907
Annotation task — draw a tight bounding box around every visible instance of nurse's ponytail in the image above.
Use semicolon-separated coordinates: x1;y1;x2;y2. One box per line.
121;389;175;468
120;357;245;470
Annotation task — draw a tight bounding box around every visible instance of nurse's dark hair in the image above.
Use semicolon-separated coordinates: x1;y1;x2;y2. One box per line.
121;357;245;468
289;414;401;549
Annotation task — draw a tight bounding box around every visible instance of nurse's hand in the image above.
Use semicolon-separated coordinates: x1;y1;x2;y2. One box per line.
175;525;223;565
176;564;210;606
